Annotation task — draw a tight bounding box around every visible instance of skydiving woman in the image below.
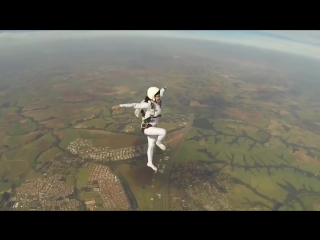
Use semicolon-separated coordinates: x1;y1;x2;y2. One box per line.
111;87;167;172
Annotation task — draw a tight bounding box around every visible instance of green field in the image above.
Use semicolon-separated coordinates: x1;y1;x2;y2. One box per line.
0;182;12;192
66;167;77;186
5;119;38;136
14;132;56;166
37;146;62;165
0;158;29;182
172;101;320;210
114;160;159;210
77;163;94;187
59;128;80;149
1;33;320;210
75;118;108;129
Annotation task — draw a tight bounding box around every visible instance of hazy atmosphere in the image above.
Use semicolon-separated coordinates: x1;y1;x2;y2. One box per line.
0;30;320;211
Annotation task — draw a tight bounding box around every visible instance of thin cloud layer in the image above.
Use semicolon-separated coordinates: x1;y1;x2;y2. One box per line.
0;30;320;59
260;30;320;46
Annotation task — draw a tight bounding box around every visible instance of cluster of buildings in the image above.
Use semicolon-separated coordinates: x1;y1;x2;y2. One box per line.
9;174;81;211
169;163;233;211
67;138;108;155
89;164;118;182
84;164;131;210
66;130;179;163
123;124;135;133
66;138;153;161
38;153;83;175
98;179;130;210
6;128;184;211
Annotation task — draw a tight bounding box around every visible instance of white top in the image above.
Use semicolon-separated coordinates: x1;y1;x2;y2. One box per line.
119;87;165;127
120;101;162;127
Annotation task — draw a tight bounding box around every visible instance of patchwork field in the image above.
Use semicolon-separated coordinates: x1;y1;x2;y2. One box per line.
171;83;320;210
1;34;320;211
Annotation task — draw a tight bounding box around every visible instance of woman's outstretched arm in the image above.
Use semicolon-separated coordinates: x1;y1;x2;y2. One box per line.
112;102;149;110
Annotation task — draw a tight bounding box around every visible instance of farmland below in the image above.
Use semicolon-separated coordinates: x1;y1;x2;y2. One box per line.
1;33;320;210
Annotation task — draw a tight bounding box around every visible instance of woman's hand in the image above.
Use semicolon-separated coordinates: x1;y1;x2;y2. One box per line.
111;105;121;111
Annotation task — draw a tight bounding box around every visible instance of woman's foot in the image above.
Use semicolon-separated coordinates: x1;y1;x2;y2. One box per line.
147;163;157;172
156;142;166;151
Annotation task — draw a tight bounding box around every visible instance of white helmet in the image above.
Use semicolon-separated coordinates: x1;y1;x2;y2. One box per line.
147;87;160;100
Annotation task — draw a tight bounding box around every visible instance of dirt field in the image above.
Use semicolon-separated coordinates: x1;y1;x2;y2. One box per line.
86;82;117;95
105;70;130;80
280;110;290;116
199;138;206;145
5;113;23;122
190;101;209;108
219;74;239;79
22;101;52;111
108;134;146;149
169;130;184;147
292;151;318;166
75;72;89;80
227;107;262;121
267;119;283;136
211;85;223;93
226;123;259;133
242;98;254;105
227;107;249;120
62;90;93;102
114;86;130;95
52;83;69;90
129;68;163;76
264;101;278;108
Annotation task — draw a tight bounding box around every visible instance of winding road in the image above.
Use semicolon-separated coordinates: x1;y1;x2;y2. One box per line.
161;114;194;210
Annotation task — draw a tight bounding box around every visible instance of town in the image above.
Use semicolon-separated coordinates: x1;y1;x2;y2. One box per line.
66;128;180;161
168;162;262;210
67;138;151;161
5;131;178;211
169;162;234;211
79;164;131;210
38;153;84;175
66;134;176;161
7;164;131;211
9;174;81;211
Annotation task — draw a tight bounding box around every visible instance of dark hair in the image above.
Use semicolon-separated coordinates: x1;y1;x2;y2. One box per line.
144;96;150;102
141;96;150;117
141;91;161;117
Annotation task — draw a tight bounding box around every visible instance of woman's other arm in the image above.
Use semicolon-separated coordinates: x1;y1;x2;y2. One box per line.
112;102;149;110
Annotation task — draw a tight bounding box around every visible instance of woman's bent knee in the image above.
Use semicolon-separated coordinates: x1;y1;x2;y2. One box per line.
144;127;166;136
160;128;166;136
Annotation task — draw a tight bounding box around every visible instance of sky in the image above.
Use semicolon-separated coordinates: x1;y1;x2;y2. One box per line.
0;30;320;59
